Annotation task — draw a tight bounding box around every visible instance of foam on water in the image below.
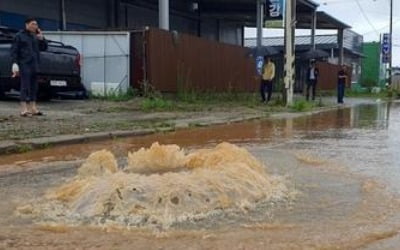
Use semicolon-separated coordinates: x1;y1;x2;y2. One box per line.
18;143;292;229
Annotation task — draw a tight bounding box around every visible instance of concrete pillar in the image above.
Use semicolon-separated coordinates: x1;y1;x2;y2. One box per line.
159;0;169;30
256;0;264;49
338;28;344;65
311;11;317;50
284;0;296;106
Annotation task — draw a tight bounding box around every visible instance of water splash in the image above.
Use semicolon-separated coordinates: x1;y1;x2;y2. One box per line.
18;143;292;229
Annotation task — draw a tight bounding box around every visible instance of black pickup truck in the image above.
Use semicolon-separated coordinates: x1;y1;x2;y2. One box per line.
0;27;86;100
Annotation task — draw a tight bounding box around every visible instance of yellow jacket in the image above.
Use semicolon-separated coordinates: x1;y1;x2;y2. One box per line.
262;62;276;81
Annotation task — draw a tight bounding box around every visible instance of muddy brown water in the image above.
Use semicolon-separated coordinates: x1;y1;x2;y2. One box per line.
0;102;400;249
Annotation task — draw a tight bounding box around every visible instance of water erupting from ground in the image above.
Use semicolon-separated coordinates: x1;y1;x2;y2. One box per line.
18;143;292;229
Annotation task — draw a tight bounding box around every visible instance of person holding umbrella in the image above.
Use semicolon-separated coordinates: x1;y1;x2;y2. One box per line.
337;65;348;104
306;59;319;101
261;56;276;103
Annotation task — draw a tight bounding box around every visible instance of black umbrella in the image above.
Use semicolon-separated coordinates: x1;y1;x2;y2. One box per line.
247;46;280;57
297;49;329;60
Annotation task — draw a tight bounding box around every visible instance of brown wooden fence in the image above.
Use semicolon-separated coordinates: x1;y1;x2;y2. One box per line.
142;28;258;92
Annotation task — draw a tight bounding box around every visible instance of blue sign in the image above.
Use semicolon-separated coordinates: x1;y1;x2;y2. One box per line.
256;56;264;76
265;0;285;28
382;33;391;64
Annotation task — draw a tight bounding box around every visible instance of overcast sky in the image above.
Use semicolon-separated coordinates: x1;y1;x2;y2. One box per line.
245;0;400;66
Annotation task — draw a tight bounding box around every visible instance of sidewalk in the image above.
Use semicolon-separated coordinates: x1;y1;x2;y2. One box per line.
0;96;379;154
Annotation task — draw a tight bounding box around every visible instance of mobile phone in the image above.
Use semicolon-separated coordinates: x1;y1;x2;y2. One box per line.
36;28;41;34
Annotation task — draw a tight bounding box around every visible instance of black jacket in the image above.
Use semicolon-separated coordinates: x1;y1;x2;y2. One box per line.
10;30;48;66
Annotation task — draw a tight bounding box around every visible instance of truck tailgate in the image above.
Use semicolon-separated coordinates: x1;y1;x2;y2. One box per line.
39;44;80;76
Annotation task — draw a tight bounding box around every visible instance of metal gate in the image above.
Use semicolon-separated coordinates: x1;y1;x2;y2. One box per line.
44;31;131;95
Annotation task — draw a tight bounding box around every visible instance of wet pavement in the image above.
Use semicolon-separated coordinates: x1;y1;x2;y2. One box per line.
0;101;400;249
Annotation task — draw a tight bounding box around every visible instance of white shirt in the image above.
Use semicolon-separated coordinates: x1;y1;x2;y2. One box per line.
310;67;316;80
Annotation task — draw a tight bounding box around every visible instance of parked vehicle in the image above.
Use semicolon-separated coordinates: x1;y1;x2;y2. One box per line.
0;26;86;100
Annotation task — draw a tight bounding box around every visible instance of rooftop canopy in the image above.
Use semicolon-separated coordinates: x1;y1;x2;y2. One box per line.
198;0;350;30
297;11;351;29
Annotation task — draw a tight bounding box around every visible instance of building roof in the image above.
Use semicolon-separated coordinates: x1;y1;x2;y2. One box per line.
198;0;349;30
245;35;338;47
128;0;348;30
297;11;351;29
245;32;364;57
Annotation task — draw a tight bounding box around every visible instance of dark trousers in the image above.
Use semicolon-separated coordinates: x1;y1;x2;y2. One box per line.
306;79;317;101
260;80;273;102
20;64;38;102
337;83;345;104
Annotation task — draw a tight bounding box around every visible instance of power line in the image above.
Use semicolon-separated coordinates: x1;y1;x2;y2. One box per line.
362;19;400;35
320;0;373;5
355;0;380;36
321;0;383;36
364;10;400;18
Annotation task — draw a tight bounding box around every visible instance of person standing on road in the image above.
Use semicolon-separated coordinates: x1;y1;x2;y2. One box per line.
10;17;48;117
337;65;348;104
306;60;319;101
261;56;276;103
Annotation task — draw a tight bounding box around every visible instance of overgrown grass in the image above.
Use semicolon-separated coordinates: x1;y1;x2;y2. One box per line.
320;88;396;99
140;91;329;113
140;98;175;112
290;100;316;112
177;90;259;105
90;88;138;102
345;89;389;98
15;144;34;154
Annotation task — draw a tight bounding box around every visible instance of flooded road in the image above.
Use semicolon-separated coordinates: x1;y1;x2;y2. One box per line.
1;101;400;249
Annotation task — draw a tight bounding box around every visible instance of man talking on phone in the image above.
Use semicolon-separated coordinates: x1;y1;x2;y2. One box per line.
10;17;48;117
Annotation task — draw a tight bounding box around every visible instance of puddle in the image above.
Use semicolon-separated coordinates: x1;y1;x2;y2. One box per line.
1;102;400;249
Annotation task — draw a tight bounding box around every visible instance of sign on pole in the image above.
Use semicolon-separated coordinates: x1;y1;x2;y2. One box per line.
382;33;391;64
265;0;285;28
256;56;265;76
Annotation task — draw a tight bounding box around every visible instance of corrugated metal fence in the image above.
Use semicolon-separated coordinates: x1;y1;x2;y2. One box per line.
131;28;347;93
316;62;352;91
393;75;400;92
137;28;258;92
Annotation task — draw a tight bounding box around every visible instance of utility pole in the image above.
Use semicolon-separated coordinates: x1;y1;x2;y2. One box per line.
389;0;393;86
284;0;296;106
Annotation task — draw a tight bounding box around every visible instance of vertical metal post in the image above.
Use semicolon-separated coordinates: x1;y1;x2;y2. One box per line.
338;28;344;65
159;0;170;30
59;0;67;31
311;10;317;50
107;0;113;28
389;0;393;86
256;0;264;50
115;0;121;28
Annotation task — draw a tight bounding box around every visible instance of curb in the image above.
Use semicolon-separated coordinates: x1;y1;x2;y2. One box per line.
0;128;168;155
0;105;345;156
